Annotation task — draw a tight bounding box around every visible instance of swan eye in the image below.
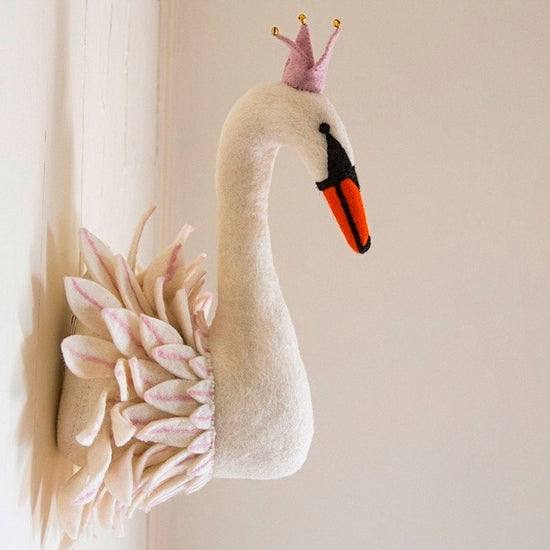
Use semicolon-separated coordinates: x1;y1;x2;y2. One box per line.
319;123;330;134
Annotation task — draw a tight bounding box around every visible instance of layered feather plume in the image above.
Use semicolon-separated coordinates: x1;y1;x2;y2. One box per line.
57;208;215;543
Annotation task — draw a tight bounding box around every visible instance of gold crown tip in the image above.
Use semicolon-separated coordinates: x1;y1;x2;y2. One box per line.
333;18;341;29
271;26;279;36
298;13;307;24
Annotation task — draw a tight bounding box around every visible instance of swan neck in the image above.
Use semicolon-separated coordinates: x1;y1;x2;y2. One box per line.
209;85;314;479
215;128;279;297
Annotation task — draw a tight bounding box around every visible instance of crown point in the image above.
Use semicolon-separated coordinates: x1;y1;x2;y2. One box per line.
271;26;279;36
333;18;341;29
298;13;307;25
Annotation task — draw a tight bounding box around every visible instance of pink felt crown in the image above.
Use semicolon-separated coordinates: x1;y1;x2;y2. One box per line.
272;15;341;94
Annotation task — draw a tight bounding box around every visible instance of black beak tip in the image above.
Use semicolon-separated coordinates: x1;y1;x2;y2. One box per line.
358;236;371;254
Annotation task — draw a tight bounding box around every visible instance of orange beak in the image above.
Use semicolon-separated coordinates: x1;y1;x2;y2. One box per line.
317;123;371;254
322;178;371;254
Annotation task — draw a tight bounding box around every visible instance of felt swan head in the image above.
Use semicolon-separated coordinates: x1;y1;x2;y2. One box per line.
272;15;371;253
216;16;371;254
222;81;371;254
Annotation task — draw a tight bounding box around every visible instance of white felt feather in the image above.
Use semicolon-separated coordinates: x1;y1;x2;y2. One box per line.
150;343;198;379
58;468;88;539
102;308;147;359
64;277;122;338
79;228;120;299
183;472;212;495
115;255;154;316
143;379;197;416
103;444;137;505
139;314;183;353
110;402;136;447
153;276;170;323
188;429;215;454
132;444;177;485
189;403;215;429
136;417;201;447
141;224;194;305
114;358;136;402
188;355;211;379
122;402;171;429
75;389;108;446
187;379;215;404
61;335;119;379
172;289;195;347
128;358;174;397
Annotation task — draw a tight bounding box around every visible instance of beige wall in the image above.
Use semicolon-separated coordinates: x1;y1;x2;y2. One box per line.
2;1;549;549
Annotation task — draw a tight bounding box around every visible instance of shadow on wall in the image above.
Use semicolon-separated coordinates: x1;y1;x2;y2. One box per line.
16;1;79;545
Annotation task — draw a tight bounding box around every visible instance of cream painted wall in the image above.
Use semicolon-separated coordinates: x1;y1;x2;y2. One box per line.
2;1;549;549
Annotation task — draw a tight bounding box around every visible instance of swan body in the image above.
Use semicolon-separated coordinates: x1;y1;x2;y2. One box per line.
56;19;370;542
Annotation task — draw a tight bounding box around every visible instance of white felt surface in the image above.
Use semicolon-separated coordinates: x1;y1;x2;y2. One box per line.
211;83;355;478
